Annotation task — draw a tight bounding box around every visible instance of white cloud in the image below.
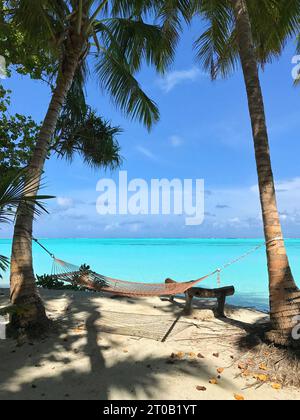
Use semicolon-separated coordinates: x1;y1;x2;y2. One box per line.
158;67;202;93
57;197;74;209
228;217;241;225
169;135;184;148
104;222;120;232
136;146;158;161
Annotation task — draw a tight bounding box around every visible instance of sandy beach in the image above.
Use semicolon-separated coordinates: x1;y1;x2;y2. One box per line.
0;288;299;401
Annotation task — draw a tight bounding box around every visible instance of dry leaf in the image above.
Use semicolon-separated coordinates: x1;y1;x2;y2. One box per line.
254;374;268;382
196;386;207;392
197;353;205;359
272;383;282;390
259;363;268;371
73;329;84;334
242;370;251;377
238;363;247;370
213;353;219;358
176;352;185;359
234;394;245;401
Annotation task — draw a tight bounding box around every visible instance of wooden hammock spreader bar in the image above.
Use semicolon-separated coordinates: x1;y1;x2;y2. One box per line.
166;278;235;316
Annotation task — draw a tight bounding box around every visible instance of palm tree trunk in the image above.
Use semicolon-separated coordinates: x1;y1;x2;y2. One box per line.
231;0;300;347
9;36;84;334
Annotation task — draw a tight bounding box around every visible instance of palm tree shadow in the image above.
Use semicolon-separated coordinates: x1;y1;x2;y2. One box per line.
0;289;240;400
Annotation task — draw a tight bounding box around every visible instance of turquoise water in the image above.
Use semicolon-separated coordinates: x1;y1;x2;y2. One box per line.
1;238;300;311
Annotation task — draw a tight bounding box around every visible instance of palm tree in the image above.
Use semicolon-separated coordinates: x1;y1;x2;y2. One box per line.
6;0;182;332
191;0;300;346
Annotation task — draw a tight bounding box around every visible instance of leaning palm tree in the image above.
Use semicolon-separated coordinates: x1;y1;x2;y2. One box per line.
6;0;183;331
191;0;300;346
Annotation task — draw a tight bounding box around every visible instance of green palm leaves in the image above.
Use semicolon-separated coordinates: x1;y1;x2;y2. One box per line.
0;170;53;278
0;170;52;224
193;0;300;80
7;0;185;130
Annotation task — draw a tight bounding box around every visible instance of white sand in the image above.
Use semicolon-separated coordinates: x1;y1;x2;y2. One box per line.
0;288;299;401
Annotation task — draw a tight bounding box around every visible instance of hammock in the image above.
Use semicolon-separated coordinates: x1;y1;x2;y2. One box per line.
33;236;283;299
51;258;213;297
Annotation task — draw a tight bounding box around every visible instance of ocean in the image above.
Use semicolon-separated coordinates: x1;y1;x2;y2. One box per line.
1;238;300;312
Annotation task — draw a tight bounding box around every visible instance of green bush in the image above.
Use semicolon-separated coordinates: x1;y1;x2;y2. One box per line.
36;264;92;291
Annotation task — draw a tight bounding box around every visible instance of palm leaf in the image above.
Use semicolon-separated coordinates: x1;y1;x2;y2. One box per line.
0;170;54;224
0;255;9;271
194;0;300;80
95;46;159;130
97;17;176;73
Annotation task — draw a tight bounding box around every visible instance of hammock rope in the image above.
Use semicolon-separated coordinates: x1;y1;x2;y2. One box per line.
32;236;284;298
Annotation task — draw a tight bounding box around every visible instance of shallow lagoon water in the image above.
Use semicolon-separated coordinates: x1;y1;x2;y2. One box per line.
1;238;300;312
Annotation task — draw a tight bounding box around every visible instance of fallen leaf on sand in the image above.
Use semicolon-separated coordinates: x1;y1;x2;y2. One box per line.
259;363;268;371
176;352;185;359
73;328;84;334
197;353;205;359
242;370;251;377
234;394;245;401
196;386;207;392
217;368;224;374
238;363;247;370
209;378;218;385
254;374;268;382
213;353;219;358
272;383;282;390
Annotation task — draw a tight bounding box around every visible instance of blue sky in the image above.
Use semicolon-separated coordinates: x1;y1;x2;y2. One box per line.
2;21;300;239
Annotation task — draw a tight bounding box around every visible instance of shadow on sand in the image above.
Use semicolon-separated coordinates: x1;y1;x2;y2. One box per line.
0;290;240;400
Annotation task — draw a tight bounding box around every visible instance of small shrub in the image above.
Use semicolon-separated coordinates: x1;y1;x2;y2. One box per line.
36;264;91;291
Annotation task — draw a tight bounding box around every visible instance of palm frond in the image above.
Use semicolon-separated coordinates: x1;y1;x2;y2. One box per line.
248;0;300;65
8;0;68;51
0;170;54;224
97;18;176;73
194;0;300;80
95;47;159;130
0;254;9;279
194;0;237;80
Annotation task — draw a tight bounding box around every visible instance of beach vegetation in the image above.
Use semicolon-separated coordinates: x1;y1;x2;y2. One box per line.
0;169;53;279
